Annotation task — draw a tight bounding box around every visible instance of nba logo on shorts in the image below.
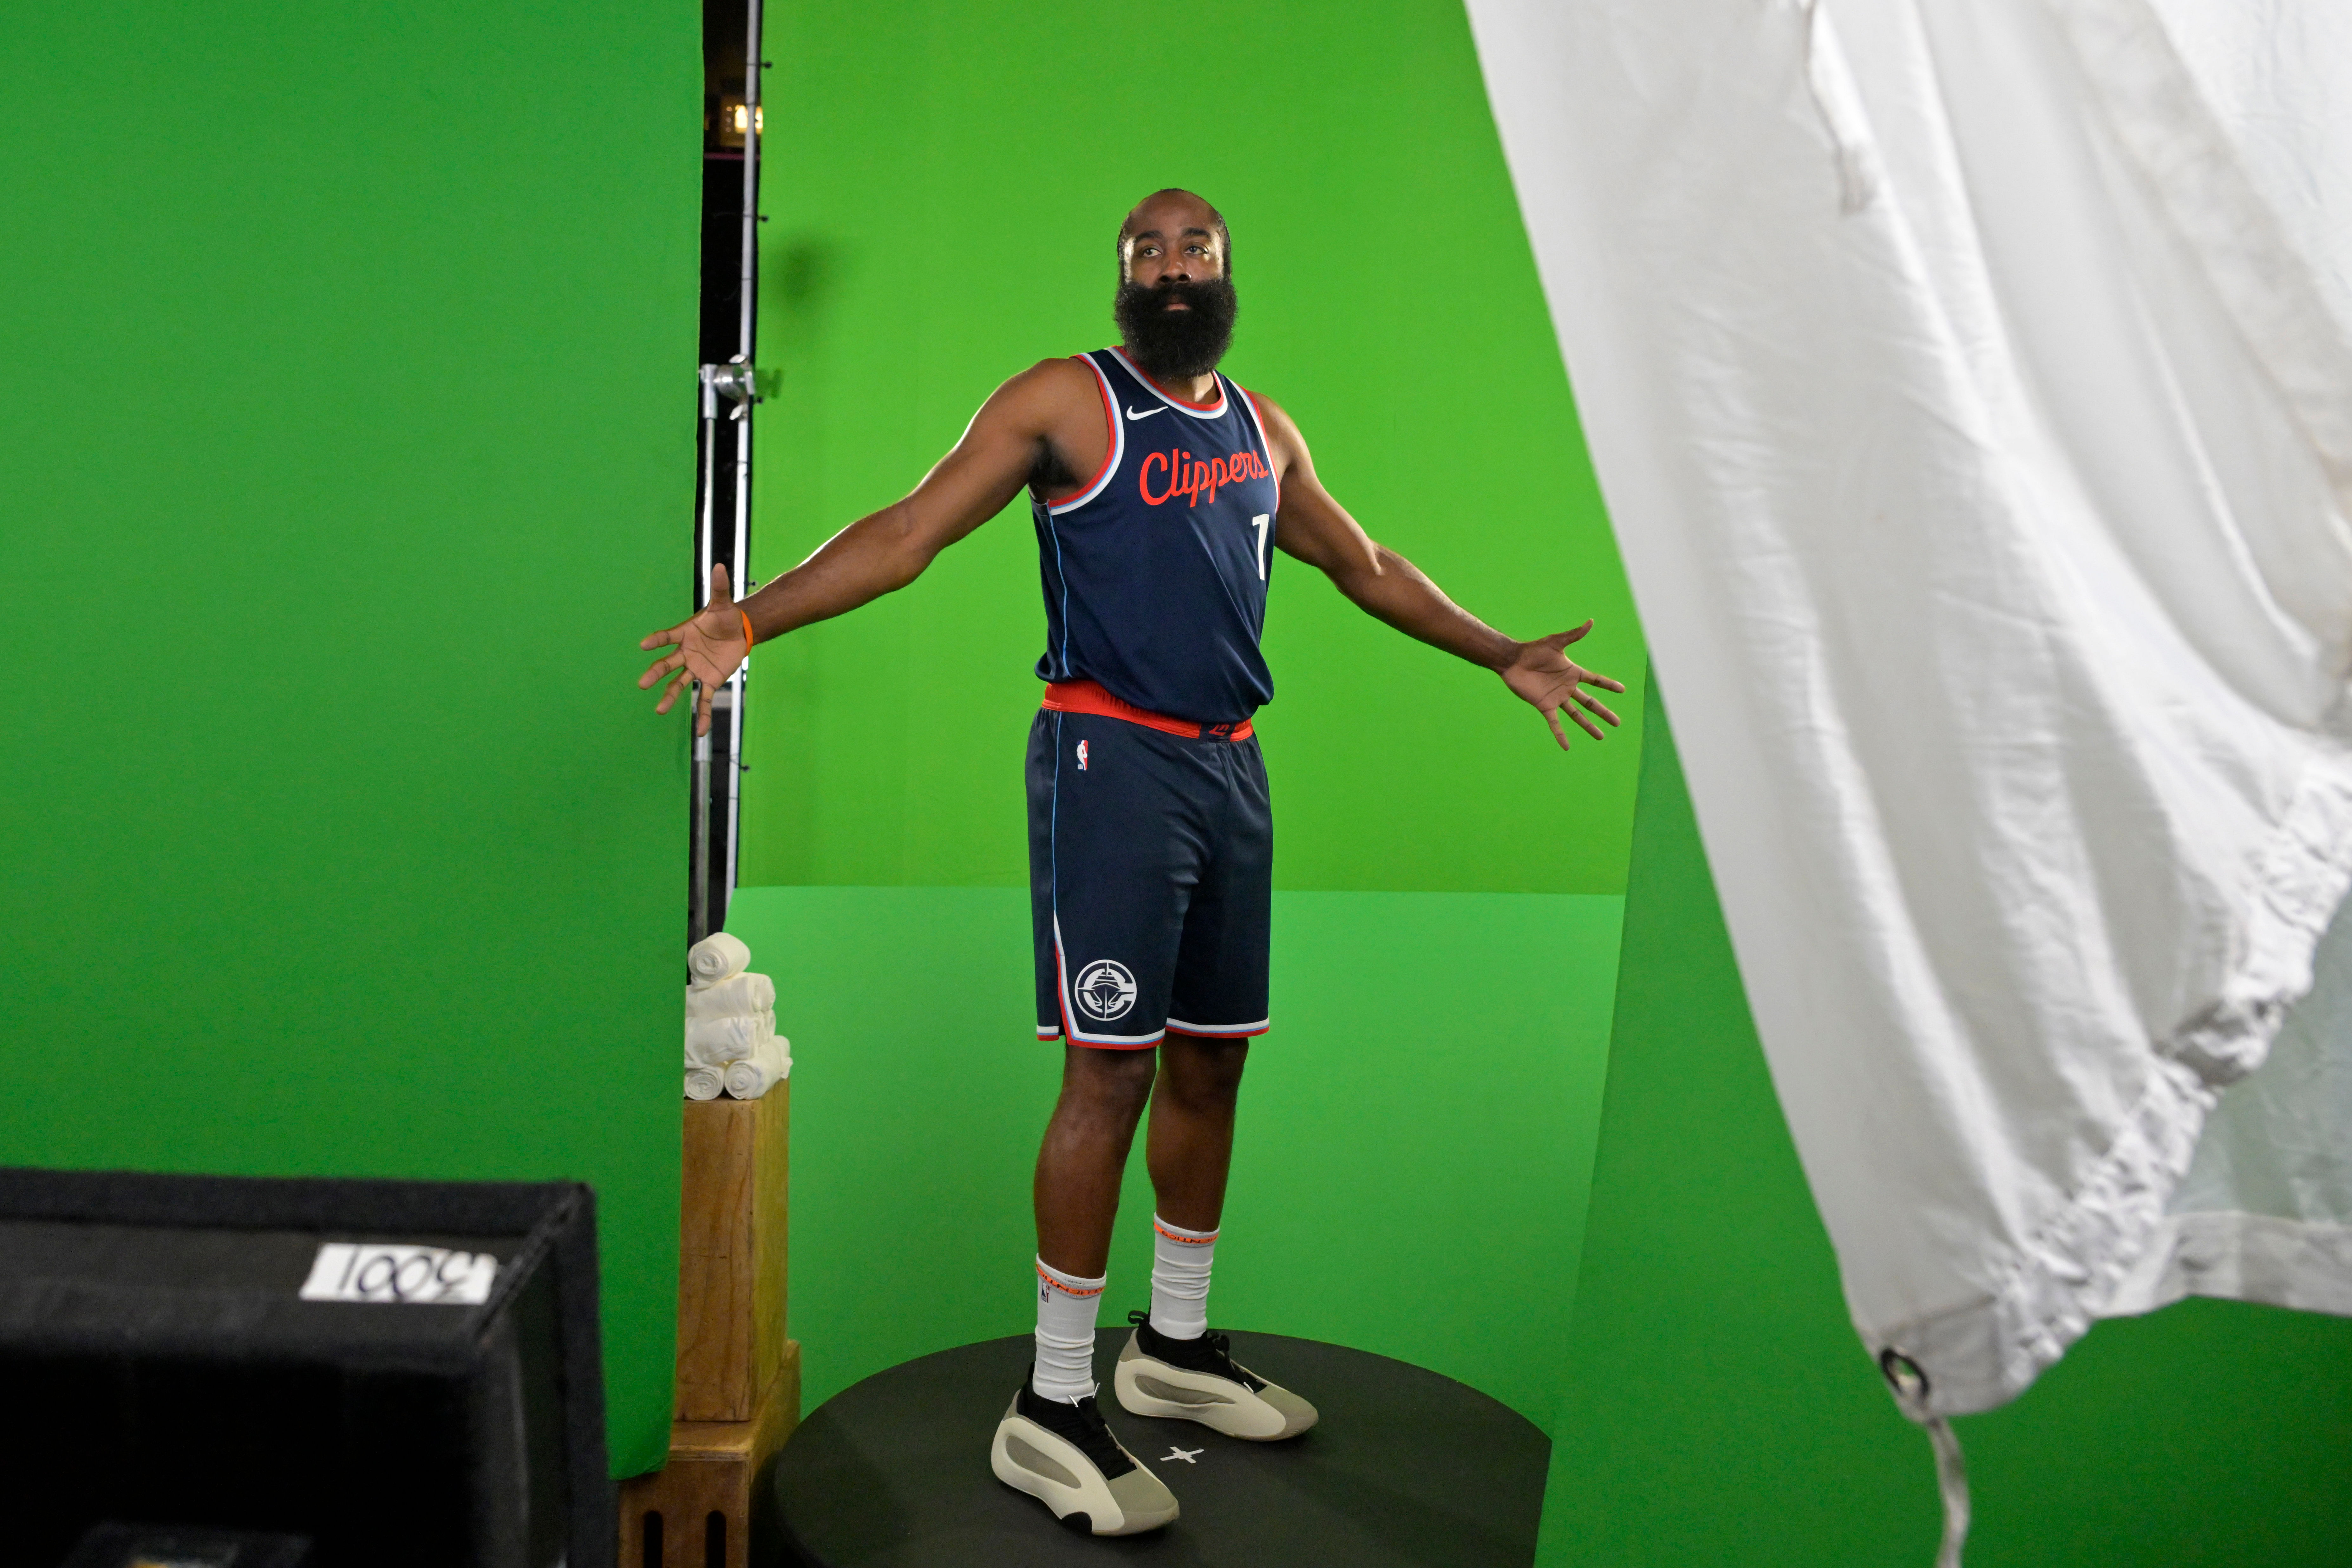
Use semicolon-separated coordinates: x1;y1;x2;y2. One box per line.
1077;740;1089;771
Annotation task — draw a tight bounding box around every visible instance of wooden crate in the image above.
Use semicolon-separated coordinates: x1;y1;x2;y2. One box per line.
676;1087;790;1422
617;1343;800;1568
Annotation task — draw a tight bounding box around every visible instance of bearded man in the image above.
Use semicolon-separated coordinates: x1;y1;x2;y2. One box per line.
637;189;1623;1537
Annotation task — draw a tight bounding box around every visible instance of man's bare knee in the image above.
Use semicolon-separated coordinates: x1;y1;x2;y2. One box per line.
1156;1037;1249;1111
1056;1045;1158;1127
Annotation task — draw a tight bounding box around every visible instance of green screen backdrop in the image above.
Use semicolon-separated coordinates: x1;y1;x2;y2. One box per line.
742;0;1644;896
735;0;1643;1441
736;3;2352;1558
0;1;703;1476
14;0;2332;1545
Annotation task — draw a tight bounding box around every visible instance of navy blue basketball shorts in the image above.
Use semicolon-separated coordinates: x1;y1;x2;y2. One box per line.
1027;683;1272;1049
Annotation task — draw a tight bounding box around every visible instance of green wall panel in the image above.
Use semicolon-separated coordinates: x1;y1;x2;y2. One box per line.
1538;680;2352;1565
0;1;702;1476
741;0;1643;895
726;885;1621;1430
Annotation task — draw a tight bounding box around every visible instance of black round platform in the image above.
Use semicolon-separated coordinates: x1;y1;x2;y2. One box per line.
763;1330;1549;1566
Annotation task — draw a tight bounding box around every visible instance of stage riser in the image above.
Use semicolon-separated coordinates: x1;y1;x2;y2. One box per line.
769;1332;1549;1566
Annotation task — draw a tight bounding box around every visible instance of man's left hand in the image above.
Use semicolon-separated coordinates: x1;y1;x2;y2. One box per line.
1500;622;1625;749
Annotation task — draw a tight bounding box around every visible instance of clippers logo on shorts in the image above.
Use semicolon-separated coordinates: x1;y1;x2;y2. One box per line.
1077;739;1089;771
1074;959;1138;1021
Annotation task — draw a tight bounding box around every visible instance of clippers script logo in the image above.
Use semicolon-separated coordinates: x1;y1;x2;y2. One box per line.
1138;446;1271;508
1074;960;1138;1022
1077;739;1089;771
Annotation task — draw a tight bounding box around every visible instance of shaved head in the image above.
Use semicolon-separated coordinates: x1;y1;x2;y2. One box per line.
1118;188;1232;277
1114;188;1239;379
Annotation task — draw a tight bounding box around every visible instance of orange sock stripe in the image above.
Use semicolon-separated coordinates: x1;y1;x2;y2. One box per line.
1036;1267;1105;1298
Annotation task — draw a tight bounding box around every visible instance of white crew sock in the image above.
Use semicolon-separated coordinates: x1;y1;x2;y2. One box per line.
1032;1256;1107;1402
1147;1215;1219;1341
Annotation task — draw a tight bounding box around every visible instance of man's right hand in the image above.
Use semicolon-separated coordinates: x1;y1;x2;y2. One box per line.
639;563;750;737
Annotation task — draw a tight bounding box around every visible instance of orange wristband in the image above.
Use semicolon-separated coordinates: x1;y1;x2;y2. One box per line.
739;609;755;651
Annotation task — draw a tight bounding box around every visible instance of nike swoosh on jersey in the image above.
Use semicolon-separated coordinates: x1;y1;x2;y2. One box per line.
1125;405;1167;421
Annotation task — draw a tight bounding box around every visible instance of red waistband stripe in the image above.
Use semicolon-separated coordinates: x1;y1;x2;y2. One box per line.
1042;679;1254;741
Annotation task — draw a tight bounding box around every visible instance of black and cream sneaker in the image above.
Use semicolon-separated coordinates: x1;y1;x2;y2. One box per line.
990;1376;1180;1536
1113;1311;1319;1441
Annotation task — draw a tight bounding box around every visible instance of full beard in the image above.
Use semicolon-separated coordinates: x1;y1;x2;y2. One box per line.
1114;277;1238;381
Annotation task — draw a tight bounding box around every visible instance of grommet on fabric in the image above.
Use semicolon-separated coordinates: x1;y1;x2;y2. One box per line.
1876;1347;1929;1402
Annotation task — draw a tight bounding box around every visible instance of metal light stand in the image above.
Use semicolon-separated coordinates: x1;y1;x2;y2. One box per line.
690;0;763;948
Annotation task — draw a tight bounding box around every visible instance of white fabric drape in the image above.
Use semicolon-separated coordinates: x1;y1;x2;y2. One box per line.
1467;0;2352;1418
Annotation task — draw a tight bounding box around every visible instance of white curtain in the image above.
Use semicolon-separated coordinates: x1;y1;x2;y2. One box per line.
1466;0;2352;1426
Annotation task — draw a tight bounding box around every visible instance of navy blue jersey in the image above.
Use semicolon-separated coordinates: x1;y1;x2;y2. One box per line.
1032;347;1280;726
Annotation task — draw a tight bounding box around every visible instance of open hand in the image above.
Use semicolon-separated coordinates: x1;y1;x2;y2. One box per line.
1500;622;1624;749
638;563;750;737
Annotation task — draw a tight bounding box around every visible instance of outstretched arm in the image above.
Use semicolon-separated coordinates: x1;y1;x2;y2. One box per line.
1257;393;1624;750
638;358;1094;734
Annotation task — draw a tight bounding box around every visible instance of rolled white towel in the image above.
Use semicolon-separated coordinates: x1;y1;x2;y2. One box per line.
723;1036;791;1100
684;1065;725;1101
684;971;775;1020
688;932;751;987
684;1009;773;1068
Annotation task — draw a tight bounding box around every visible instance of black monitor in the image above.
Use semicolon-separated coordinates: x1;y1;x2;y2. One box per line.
0;1167;613;1568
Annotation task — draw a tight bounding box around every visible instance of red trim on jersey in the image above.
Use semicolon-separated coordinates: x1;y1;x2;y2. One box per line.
1110;346;1228;412
1240;387;1281;514
1149;375;1224;411
1044;355;1118;507
1042;679;1254;741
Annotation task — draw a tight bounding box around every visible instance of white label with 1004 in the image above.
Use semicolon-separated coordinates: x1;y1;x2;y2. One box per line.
300;1242;499;1305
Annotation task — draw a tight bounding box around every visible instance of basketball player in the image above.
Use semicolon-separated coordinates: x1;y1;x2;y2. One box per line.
637;190;1623;1536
